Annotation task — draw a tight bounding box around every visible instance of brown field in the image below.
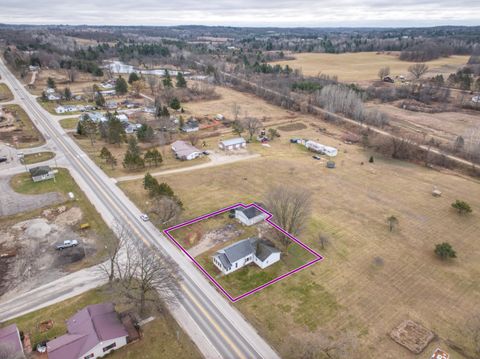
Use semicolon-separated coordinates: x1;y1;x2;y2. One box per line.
271;52;470;82
370;103;480;145
27;68;103;96
120;120;480;358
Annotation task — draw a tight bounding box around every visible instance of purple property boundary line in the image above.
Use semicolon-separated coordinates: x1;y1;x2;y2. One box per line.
163;203;324;302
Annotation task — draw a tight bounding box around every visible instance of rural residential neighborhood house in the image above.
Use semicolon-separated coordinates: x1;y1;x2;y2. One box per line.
0;324;24;358
235;206;267;226
47;303;128;359
171;140;202;161
218;137;246;151
213;237;281;275
29;166;55;182
181;118;199;132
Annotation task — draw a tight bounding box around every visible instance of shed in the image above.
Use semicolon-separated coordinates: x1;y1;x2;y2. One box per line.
29;166;55;182
219;137;246;151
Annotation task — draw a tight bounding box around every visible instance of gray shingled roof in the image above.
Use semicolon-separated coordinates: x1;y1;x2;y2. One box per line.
236;206;263;219
220;137;246;147
255;241;281;262
29;166;51;177
223;238;256;263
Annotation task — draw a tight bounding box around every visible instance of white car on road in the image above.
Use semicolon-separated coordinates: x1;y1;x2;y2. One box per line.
140;214;149;221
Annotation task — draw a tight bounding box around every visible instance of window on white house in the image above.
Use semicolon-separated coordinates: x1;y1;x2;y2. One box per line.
103;342;117;352
84;354;94;359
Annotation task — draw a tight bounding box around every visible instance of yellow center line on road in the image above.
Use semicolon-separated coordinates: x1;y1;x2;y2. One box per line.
5;70;247;358
181;282;247;359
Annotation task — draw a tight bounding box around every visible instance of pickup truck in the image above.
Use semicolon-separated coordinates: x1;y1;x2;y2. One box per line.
56;240;78;250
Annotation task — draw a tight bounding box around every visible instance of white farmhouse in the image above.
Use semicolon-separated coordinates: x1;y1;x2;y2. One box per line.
304;140;338;157
235;206;267;226
219;137;246;151
46;303;129;359
213;238;281;275
171;140;202;161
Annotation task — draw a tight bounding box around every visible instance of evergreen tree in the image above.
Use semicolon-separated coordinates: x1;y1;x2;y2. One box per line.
47;77;56;89
144;149;163;167
176;72;187;88
128;72;140;84
115;76;128;95
95;92;105;107
100;146;112;162
40;91;48;102
122;136;144;170
137;124;155;142
434;242;456;260
451;200;472;215
64;87;72;100
106;153;117;169
170;97;181;110
143;172;156;190
107;114;125;144
162;70;173;88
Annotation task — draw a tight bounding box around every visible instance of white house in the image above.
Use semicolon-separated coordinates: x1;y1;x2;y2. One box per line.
171;140;202;161
235;206;267;226
219;137;246;151
47;93;61;101
304;140;338;157
115;113;129;123
29;166;55;182
81;112;107;123
47;303;129;359
213;238;281;275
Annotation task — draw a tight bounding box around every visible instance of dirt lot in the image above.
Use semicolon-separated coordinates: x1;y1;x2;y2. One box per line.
369;102;480;146
271;52;469;82
0;206;95;299
120;120;480;358
0;104;44;148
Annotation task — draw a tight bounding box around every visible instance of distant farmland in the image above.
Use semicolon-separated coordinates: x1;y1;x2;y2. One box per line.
271;52;469;82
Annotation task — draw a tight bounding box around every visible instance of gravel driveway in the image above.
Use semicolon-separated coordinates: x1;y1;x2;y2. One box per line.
0;175;63;216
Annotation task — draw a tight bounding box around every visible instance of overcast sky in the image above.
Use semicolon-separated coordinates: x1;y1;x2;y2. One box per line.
0;0;479;27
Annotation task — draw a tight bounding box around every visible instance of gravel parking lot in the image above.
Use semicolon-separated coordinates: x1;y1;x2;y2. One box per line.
0;174;63;216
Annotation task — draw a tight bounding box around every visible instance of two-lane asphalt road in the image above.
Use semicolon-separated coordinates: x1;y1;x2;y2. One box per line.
0;59;280;359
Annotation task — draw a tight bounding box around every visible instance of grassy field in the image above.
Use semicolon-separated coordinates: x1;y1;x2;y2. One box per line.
36;98;89;115
10;168;113;268
22;151;55;165
2;286;201;358
271;52;470;82
0;83;14;102
120;121;480;358
1;104;44;148
59;117;79;129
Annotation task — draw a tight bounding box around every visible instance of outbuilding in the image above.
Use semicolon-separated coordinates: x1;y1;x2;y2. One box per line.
235;206;267;226
219;137;246;151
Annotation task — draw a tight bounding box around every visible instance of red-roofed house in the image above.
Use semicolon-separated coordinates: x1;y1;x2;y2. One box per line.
0;324;24;358
47;303;128;359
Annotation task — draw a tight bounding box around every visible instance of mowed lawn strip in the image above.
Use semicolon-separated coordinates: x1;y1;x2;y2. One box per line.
22;151;55;165
2;286;202;359
0;83;14;102
10;168;113;267
59;117;79;129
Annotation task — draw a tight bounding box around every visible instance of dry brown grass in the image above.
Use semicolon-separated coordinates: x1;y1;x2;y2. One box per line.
119;121;480;358
271;52;470;82
0;83;14;102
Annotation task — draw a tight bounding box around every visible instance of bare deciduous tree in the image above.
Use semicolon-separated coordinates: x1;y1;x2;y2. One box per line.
187;132;200;146
264;185;312;250
243;117;262;140
116;239;180;316
150;196;182;226
318;234;330;250
67;68;78;83
98;220;129;283
231;102;241;122
408;63;429;80
378;66;390;80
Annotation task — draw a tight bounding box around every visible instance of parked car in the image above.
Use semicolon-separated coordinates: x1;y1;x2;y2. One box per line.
56;240;78;250
312;155;321;160
140;214;150;221
0;157;7;163
202;150;210;155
